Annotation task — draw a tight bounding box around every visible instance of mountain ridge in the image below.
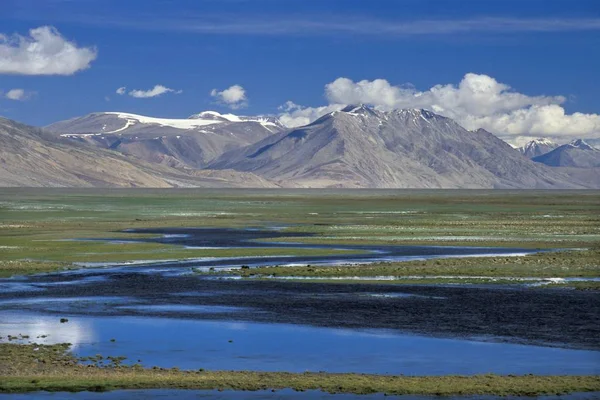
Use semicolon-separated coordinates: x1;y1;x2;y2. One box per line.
45;111;286;168
209;106;587;189
0;117;278;188
532;139;600;168
3;107;598;188
519;138;559;158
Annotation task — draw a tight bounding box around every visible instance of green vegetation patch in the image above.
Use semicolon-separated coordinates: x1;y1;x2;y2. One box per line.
1;343;599;396
218;249;600;279
0;260;74;278
1;189;599;277
0;244;360;277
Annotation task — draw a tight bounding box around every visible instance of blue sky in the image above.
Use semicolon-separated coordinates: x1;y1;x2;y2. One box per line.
0;0;599;144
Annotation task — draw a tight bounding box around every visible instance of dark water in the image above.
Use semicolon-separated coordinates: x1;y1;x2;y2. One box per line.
2;271;598;350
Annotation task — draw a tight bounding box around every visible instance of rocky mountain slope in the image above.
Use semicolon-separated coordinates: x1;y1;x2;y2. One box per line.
210;106;586;189
4;107;598;189
532;139;600;168
0;117;277;188
519;138;559;158
45;111;285;168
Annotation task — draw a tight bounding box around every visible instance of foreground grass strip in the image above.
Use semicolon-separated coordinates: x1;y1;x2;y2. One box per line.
1;344;599;396
3;374;600;396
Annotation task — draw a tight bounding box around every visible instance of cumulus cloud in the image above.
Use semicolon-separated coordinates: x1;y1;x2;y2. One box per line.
211;84;247;109
115;87;126;95
0;26;97;75
127;84;181;98
277;101;344;128
3;88;33;101
278;73;600;144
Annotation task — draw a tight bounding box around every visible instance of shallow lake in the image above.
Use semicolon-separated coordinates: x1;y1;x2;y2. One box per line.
1;311;598;376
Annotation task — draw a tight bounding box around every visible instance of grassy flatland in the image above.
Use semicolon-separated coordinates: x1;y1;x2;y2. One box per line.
1;188;599;277
0;238;359;278
212;249;600;289
225;248;600;278
1;343;599;395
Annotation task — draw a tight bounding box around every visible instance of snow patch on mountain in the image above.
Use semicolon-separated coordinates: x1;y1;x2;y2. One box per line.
519;138;559;158
568;139;595;150
104;112;221;129
188;110;283;129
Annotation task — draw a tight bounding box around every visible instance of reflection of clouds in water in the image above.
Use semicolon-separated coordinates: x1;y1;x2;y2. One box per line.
0;313;95;349
331;328;399;340
225;322;249;331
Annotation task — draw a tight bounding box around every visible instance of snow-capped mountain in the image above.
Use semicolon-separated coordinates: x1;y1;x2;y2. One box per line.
519;138;559;158
8;107;596;188
0;117;277;188
532;139;600;168
45;111;285;168
584;138;600;149
209;105;583;188
188;111;284;129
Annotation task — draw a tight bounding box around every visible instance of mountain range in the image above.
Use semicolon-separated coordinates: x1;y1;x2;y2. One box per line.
532;139;600;168
0;117;276;188
1;107;599;188
45;111;284;168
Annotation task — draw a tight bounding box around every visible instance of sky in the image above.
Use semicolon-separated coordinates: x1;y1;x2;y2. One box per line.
0;0;599;145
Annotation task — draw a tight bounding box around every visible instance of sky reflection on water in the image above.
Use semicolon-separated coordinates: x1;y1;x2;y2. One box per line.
1;311;598;376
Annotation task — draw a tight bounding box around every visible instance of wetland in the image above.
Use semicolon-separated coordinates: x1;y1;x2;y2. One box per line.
1;189;599;397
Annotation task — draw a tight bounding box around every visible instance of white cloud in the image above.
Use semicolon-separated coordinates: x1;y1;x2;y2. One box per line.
2;88;36;101
116;87;126;95
278;73;600;144
277;101;344;128
0;26;97;75
128;84;181;98
3;88;33;101
210;84;247;109
56;14;600;37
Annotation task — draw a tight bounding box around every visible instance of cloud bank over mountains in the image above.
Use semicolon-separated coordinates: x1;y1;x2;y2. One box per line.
0;26;97;75
0;25;596;145
278;73;600;145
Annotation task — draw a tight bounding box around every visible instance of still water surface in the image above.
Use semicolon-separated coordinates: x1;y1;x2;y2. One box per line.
1;311;598;376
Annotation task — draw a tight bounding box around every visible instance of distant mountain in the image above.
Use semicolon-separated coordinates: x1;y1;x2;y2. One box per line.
584;138;600;149
210;105;585;188
4;108;598;189
519;138;559;158
0;117;277;188
45;111;285;168
532;139;600;168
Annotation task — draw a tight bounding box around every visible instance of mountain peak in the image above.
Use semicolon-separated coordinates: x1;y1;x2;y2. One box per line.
569;139;594;150
532;138;600;167
532;138;555;145
340;104;372;113
519;138;559;158
188;110;224;120
188;111;283;128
